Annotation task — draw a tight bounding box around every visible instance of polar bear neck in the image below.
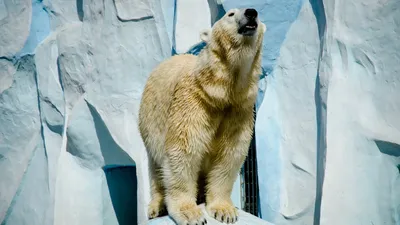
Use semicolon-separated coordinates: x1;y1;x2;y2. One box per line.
193;39;262;108
197;37;262;88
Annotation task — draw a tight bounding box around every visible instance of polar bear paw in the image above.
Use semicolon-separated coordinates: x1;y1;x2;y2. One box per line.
170;202;207;225
148;198;166;219
206;201;238;224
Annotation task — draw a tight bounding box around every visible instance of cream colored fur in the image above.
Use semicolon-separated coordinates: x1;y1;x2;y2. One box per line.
138;8;266;225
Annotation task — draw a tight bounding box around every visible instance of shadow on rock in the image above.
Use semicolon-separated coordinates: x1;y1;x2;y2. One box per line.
86;100;137;224
103;166;138;225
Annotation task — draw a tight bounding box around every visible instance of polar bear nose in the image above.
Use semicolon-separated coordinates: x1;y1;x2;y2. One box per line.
244;8;258;19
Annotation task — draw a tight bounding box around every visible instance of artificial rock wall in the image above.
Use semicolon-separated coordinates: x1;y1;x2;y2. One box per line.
0;0;399;225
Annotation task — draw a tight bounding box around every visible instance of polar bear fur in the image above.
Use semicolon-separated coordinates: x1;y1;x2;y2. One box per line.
138;8;266;225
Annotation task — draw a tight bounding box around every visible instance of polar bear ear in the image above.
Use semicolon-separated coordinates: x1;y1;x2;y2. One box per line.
200;29;211;43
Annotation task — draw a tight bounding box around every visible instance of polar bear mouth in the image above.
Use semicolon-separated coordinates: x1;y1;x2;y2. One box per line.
245;25;257;29
239;21;258;36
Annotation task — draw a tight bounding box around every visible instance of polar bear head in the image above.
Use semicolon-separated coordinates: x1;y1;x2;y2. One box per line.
200;8;266;45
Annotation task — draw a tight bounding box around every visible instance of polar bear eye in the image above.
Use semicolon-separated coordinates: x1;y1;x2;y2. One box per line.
228;12;234;17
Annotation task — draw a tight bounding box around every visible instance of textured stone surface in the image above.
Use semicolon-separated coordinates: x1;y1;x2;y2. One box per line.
0;0;31;57
255;0;400;224
113;0;152;21
0;59;15;94
0;55;41;223
256;2;319;224
0;0;399;225
319;0;400;224
147;204;274;225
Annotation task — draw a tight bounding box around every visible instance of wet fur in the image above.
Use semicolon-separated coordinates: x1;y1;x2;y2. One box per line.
138;8;266;225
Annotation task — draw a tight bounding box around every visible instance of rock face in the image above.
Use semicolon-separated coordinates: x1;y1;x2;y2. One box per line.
256;0;400;225
0;0;399;225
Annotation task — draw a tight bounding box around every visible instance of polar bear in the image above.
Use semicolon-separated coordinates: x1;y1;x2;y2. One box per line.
138;8;266;225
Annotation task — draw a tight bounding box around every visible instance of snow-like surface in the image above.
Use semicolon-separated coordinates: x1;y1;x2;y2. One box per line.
0;0;399;225
147;204;273;225
256;2;319;224
319;0;400;224
255;0;400;224
0;0;31;56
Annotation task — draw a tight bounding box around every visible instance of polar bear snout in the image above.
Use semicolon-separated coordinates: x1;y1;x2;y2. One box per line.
238;8;259;36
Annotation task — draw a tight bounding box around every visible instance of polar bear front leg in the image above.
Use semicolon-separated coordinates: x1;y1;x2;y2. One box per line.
205;113;254;224
147;157;166;219
162;150;206;225
162;102;213;225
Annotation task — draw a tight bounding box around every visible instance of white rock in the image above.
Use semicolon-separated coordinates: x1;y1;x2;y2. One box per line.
0;59;15;94
147;204;274;225
0;55;41;223
256;1;319;224
2;0;399;225
256;0;400;224
174;0;212;53
0;0;31;56
113;0;153;21
319;0;400;224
